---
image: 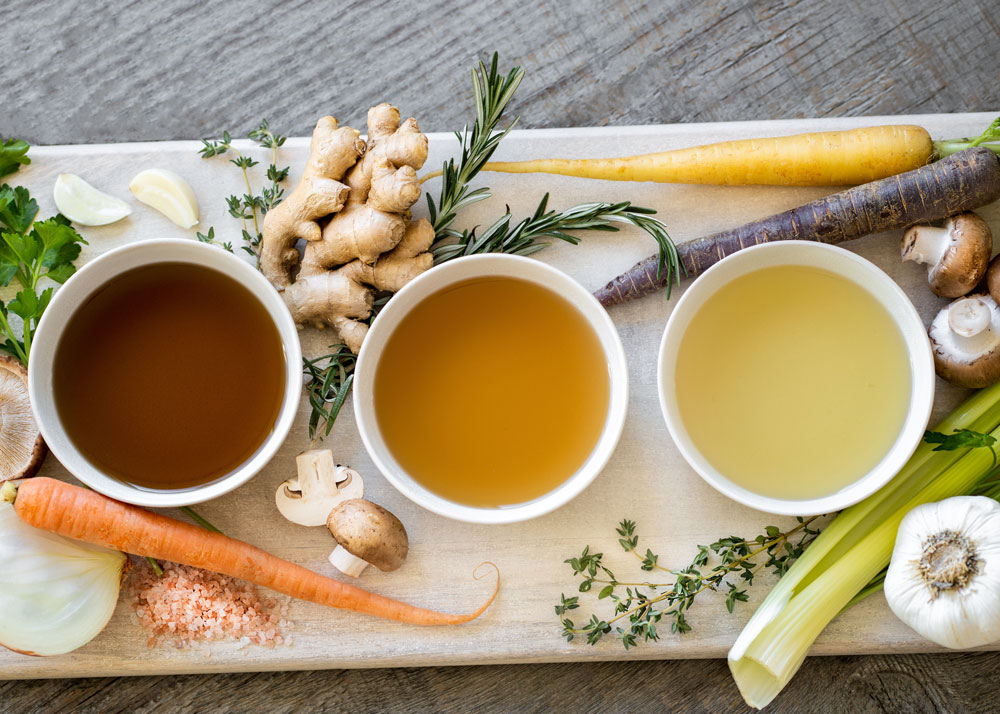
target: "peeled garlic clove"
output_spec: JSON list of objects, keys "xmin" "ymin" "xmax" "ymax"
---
[
  {"xmin": 53, "ymin": 173, "xmax": 132, "ymax": 226},
  {"xmin": 129, "ymin": 168, "xmax": 200, "ymax": 229},
  {"xmin": 0, "ymin": 501, "xmax": 126, "ymax": 656}
]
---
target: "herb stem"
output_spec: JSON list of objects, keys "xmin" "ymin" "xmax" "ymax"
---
[{"xmin": 181, "ymin": 506, "xmax": 222, "ymax": 533}]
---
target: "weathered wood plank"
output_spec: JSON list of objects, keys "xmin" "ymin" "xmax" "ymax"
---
[
  {"xmin": 2, "ymin": 0, "xmax": 999, "ymax": 712},
  {"xmin": 2, "ymin": 0, "xmax": 997, "ymax": 144}
]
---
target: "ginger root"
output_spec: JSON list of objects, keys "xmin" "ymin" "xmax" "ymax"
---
[{"xmin": 261, "ymin": 105, "xmax": 433, "ymax": 353}]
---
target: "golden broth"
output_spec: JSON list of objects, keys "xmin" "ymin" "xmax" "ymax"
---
[
  {"xmin": 373, "ymin": 276, "xmax": 610, "ymax": 508},
  {"xmin": 53, "ymin": 263, "xmax": 285, "ymax": 491},
  {"xmin": 674, "ymin": 265, "xmax": 910, "ymax": 501}
]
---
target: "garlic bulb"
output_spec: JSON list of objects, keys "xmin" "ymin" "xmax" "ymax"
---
[
  {"xmin": 885, "ymin": 496, "xmax": 1000, "ymax": 649},
  {"xmin": 0, "ymin": 500, "xmax": 126, "ymax": 656}
]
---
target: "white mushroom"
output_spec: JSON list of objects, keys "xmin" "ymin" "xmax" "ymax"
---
[
  {"xmin": 929, "ymin": 295, "xmax": 1000, "ymax": 388},
  {"xmin": 901, "ymin": 213, "xmax": 993, "ymax": 298},
  {"xmin": 274, "ymin": 449, "xmax": 364, "ymax": 527},
  {"xmin": 327, "ymin": 499, "xmax": 409, "ymax": 578}
]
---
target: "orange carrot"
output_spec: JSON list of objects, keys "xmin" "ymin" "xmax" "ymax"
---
[{"xmin": 3, "ymin": 478, "xmax": 497, "ymax": 626}]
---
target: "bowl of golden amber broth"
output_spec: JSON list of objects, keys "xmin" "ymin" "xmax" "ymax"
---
[
  {"xmin": 354, "ymin": 254, "xmax": 628, "ymax": 524},
  {"xmin": 28, "ymin": 239, "xmax": 302, "ymax": 508},
  {"xmin": 659, "ymin": 241, "xmax": 935, "ymax": 516}
]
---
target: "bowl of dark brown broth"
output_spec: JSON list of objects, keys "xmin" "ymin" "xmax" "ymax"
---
[
  {"xmin": 28, "ymin": 239, "xmax": 301, "ymax": 507},
  {"xmin": 353, "ymin": 254, "xmax": 628, "ymax": 524}
]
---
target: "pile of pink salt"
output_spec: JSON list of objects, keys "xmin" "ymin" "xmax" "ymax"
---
[{"xmin": 127, "ymin": 560, "xmax": 293, "ymax": 650}]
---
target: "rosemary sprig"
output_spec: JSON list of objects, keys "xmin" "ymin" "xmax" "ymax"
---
[
  {"xmin": 198, "ymin": 120, "xmax": 289, "ymax": 266},
  {"xmin": 426, "ymin": 53, "xmax": 524, "ymax": 242},
  {"xmin": 557, "ymin": 517, "xmax": 821, "ymax": 648},
  {"xmin": 303, "ymin": 344, "xmax": 357, "ymax": 443},
  {"xmin": 431, "ymin": 194, "xmax": 681, "ymax": 292}
]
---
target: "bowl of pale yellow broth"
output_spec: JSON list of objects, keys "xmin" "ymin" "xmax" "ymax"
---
[
  {"xmin": 659, "ymin": 241, "xmax": 935, "ymax": 516},
  {"xmin": 353, "ymin": 254, "xmax": 628, "ymax": 524}
]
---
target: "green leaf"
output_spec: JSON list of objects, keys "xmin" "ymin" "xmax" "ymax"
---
[
  {"xmin": 0, "ymin": 138, "xmax": 30, "ymax": 178},
  {"xmin": 8, "ymin": 288, "xmax": 39, "ymax": 322},
  {"xmin": 924, "ymin": 428, "xmax": 997, "ymax": 452},
  {"xmin": 0, "ymin": 184, "xmax": 39, "ymax": 235}
]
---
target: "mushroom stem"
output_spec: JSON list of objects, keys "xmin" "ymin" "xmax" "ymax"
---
[
  {"xmin": 328, "ymin": 545, "xmax": 370, "ymax": 577},
  {"xmin": 902, "ymin": 224, "xmax": 951, "ymax": 267},
  {"xmin": 949, "ymin": 297, "xmax": 993, "ymax": 339}
]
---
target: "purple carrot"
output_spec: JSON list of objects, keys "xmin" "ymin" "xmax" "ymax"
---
[{"xmin": 595, "ymin": 147, "xmax": 1000, "ymax": 307}]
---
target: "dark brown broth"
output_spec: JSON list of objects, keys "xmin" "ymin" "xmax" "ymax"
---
[{"xmin": 52, "ymin": 262, "xmax": 285, "ymax": 490}]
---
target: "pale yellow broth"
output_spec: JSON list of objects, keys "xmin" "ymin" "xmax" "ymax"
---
[{"xmin": 674, "ymin": 265, "xmax": 911, "ymax": 501}]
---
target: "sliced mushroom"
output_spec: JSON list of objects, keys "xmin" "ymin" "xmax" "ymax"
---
[
  {"xmin": 901, "ymin": 212, "xmax": 993, "ymax": 298},
  {"xmin": 274, "ymin": 449, "xmax": 363, "ymax": 526},
  {"xmin": 0, "ymin": 356, "xmax": 46, "ymax": 481},
  {"xmin": 929, "ymin": 294, "xmax": 1000, "ymax": 388},
  {"xmin": 327, "ymin": 499, "xmax": 408, "ymax": 578}
]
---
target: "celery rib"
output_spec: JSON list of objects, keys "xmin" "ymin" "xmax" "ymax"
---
[{"xmin": 729, "ymin": 381, "xmax": 1000, "ymax": 709}]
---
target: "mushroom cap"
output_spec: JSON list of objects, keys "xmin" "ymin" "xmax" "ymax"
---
[
  {"xmin": 275, "ymin": 449, "xmax": 364, "ymax": 527},
  {"xmin": 902, "ymin": 213, "xmax": 993, "ymax": 298},
  {"xmin": 987, "ymin": 254, "xmax": 1000, "ymax": 305},
  {"xmin": 0, "ymin": 355, "xmax": 46, "ymax": 481},
  {"xmin": 930, "ymin": 294, "xmax": 1000, "ymax": 388},
  {"xmin": 326, "ymin": 499, "xmax": 408, "ymax": 572}
]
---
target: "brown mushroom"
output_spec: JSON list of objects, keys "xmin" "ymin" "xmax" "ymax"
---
[
  {"xmin": 901, "ymin": 212, "xmax": 993, "ymax": 298},
  {"xmin": 0, "ymin": 355, "xmax": 46, "ymax": 481},
  {"xmin": 986, "ymin": 254, "xmax": 1000, "ymax": 305},
  {"xmin": 326, "ymin": 499, "xmax": 408, "ymax": 577},
  {"xmin": 929, "ymin": 294, "xmax": 1000, "ymax": 388}
]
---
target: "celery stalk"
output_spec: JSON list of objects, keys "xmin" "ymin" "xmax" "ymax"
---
[{"xmin": 729, "ymin": 382, "xmax": 1000, "ymax": 709}]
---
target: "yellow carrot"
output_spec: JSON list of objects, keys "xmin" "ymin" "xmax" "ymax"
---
[{"xmin": 482, "ymin": 125, "xmax": 933, "ymax": 186}]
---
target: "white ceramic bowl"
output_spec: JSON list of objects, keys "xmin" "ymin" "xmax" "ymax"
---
[
  {"xmin": 658, "ymin": 241, "xmax": 935, "ymax": 516},
  {"xmin": 354, "ymin": 254, "xmax": 628, "ymax": 524},
  {"xmin": 29, "ymin": 239, "xmax": 302, "ymax": 508}
]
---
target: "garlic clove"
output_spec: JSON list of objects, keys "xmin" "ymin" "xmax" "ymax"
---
[
  {"xmin": 129, "ymin": 168, "xmax": 200, "ymax": 229},
  {"xmin": 53, "ymin": 173, "xmax": 132, "ymax": 226}
]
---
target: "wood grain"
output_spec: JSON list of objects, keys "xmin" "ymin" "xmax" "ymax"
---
[{"xmin": 2, "ymin": 0, "xmax": 999, "ymax": 712}]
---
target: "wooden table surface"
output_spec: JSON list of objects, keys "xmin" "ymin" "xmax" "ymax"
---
[{"xmin": 2, "ymin": 0, "xmax": 998, "ymax": 712}]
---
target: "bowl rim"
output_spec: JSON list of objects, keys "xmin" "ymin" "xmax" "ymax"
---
[
  {"xmin": 27, "ymin": 238, "xmax": 302, "ymax": 508},
  {"xmin": 353, "ymin": 253, "xmax": 629, "ymax": 524},
  {"xmin": 657, "ymin": 240, "xmax": 936, "ymax": 516}
]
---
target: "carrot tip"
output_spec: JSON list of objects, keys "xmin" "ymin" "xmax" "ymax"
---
[{"xmin": 473, "ymin": 561, "xmax": 499, "ymax": 580}]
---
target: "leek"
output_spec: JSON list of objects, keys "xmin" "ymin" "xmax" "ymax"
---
[{"xmin": 729, "ymin": 381, "xmax": 1000, "ymax": 709}]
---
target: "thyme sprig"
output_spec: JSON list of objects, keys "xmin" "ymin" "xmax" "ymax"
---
[
  {"xmin": 198, "ymin": 120, "xmax": 289, "ymax": 265},
  {"xmin": 557, "ymin": 517, "xmax": 821, "ymax": 648}
]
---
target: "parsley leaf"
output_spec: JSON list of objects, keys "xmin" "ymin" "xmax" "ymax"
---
[
  {"xmin": 0, "ymin": 185, "xmax": 86, "ymax": 365},
  {"xmin": 0, "ymin": 138, "xmax": 30, "ymax": 179},
  {"xmin": 924, "ymin": 428, "xmax": 997, "ymax": 451},
  {"xmin": 925, "ymin": 428, "xmax": 997, "ymax": 468},
  {"xmin": 0, "ymin": 184, "xmax": 39, "ymax": 236}
]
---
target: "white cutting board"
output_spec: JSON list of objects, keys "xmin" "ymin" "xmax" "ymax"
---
[{"xmin": 3, "ymin": 112, "xmax": 999, "ymax": 679}]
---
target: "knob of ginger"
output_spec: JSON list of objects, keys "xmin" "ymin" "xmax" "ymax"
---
[{"xmin": 260, "ymin": 105, "xmax": 433, "ymax": 353}]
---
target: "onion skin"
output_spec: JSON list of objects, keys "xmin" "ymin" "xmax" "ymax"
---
[{"xmin": 0, "ymin": 500, "xmax": 126, "ymax": 656}]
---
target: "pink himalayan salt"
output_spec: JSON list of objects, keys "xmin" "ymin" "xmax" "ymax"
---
[{"xmin": 127, "ymin": 560, "xmax": 293, "ymax": 650}]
